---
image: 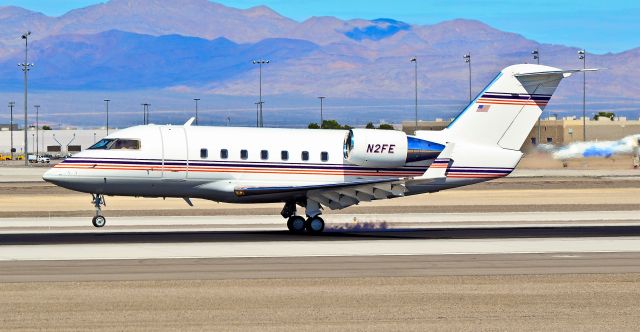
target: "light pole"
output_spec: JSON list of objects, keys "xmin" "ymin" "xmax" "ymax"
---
[
  {"xmin": 104, "ymin": 99, "xmax": 110, "ymax": 135},
  {"xmin": 193, "ymin": 98, "xmax": 200, "ymax": 125},
  {"xmin": 142, "ymin": 103, "xmax": 150, "ymax": 125},
  {"xmin": 318, "ymin": 96, "xmax": 325, "ymax": 127},
  {"xmin": 463, "ymin": 53, "xmax": 472, "ymax": 103},
  {"xmin": 532, "ymin": 49, "xmax": 540, "ymax": 144},
  {"xmin": 252, "ymin": 59, "xmax": 269, "ymax": 127},
  {"xmin": 9, "ymin": 102, "xmax": 15, "ymax": 160},
  {"xmin": 34, "ymin": 105, "xmax": 39, "ymax": 157},
  {"xmin": 20, "ymin": 31, "xmax": 33, "ymax": 166},
  {"xmin": 578, "ymin": 49, "xmax": 586, "ymax": 141},
  {"xmin": 254, "ymin": 101, "xmax": 262, "ymax": 128},
  {"xmin": 410, "ymin": 57, "xmax": 418, "ymax": 132}
]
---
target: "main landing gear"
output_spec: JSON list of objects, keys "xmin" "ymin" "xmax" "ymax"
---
[
  {"xmin": 282, "ymin": 200, "xmax": 325, "ymax": 234},
  {"xmin": 91, "ymin": 194, "xmax": 106, "ymax": 228}
]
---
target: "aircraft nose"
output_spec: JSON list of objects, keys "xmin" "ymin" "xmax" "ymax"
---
[{"xmin": 42, "ymin": 168, "xmax": 58, "ymax": 183}]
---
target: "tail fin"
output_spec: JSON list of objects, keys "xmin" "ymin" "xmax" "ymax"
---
[{"xmin": 445, "ymin": 64, "xmax": 574, "ymax": 150}]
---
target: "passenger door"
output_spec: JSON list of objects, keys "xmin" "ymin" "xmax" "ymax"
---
[{"xmin": 161, "ymin": 126, "xmax": 188, "ymax": 180}]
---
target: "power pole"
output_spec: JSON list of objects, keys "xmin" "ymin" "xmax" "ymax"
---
[
  {"xmin": 142, "ymin": 103, "xmax": 150, "ymax": 125},
  {"xmin": 252, "ymin": 59, "xmax": 269, "ymax": 127},
  {"xmin": 9, "ymin": 102, "xmax": 15, "ymax": 160},
  {"xmin": 318, "ymin": 96, "xmax": 325, "ymax": 127},
  {"xmin": 463, "ymin": 53, "xmax": 472, "ymax": 103},
  {"xmin": 410, "ymin": 57, "xmax": 418, "ymax": 133},
  {"xmin": 20, "ymin": 31, "xmax": 32, "ymax": 165},
  {"xmin": 104, "ymin": 99, "xmax": 110, "ymax": 135},
  {"xmin": 532, "ymin": 49, "xmax": 541, "ymax": 145},
  {"xmin": 193, "ymin": 98, "xmax": 200, "ymax": 125},
  {"xmin": 254, "ymin": 101, "xmax": 263, "ymax": 128},
  {"xmin": 578, "ymin": 50, "xmax": 586, "ymax": 141},
  {"xmin": 34, "ymin": 105, "xmax": 40, "ymax": 157}
]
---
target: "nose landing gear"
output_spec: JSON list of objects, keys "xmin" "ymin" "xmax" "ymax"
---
[{"xmin": 91, "ymin": 194, "xmax": 106, "ymax": 228}]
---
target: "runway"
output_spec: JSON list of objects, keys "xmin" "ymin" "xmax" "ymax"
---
[
  {"xmin": 1, "ymin": 211, "xmax": 640, "ymax": 267},
  {"xmin": 2, "ymin": 184, "xmax": 640, "ymax": 329}
]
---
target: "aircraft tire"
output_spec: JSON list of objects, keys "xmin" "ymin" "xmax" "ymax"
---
[
  {"xmin": 92, "ymin": 215, "xmax": 106, "ymax": 228},
  {"xmin": 305, "ymin": 216, "xmax": 325, "ymax": 234},
  {"xmin": 287, "ymin": 216, "xmax": 306, "ymax": 233}
]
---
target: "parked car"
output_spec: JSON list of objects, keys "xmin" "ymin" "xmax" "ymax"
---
[{"xmin": 28, "ymin": 155, "xmax": 50, "ymax": 163}]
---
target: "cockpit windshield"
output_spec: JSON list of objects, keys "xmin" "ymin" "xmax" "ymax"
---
[
  {"xmin": 89, "ymin": 139, "xmax": 115, "ymax": 150},
  {"xmin": 88, "ymin": 138, "xmax": 140, "ymax": 150}
]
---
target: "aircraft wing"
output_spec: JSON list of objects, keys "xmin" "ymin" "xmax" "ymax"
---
[
  {"xmin": 234, "ymin": 143, "xmax": 455, "ymax": 211},
  {"xmin": 235, "ymin": 178, "xmax": 407, "ymax": 209}
]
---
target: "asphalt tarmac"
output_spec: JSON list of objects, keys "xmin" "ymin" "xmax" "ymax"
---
[
  {"xmin": 2, "ymin": 172, "xmax": 639, "ymax": 330},
  {"xmin": 1, "ymin": 252, "xmax": 639, "ymax": 283}
]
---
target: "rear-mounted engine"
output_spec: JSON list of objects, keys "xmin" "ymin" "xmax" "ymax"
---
[{"xmin": 343, "ymin": 129, "xmax": 444, "ymax": 167}]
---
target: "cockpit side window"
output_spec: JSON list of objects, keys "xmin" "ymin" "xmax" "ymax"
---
[
  {"xmin": 88, "ymin": 139, "xmax": 115, "ymax": 150},
  {"xmin": 110, "ymin": 139, "xmax": 141, "ymax": 150},
  {"xmin": 88, "ymin": 138, "xmax": 140, "ymax": 150}
]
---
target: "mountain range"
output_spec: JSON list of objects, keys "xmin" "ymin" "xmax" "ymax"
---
[{"xmin": 0, "ymin": 0, "xmax": 638, "ymax": 126}]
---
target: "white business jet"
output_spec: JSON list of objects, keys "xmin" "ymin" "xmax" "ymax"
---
[{"xmin": 43, "ymin": 64, "xmax": 589, "ymax": 233}]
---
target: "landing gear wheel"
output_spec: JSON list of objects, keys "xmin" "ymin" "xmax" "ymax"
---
[
  {"xmin": 305, "ymin": 216, "xmax": 325, "ymax": 234},
  {"xmin": 92, "ymin": 215, "xmax": 106, "ymax": 228},
  {"xmin": 287, "ymin": 216, "xmax": 306, "ymax": 233}
]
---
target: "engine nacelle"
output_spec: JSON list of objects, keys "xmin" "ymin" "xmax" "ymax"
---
[{"xmin": 343, "ymin": 129, "xmax": 444, "ymax": 168}]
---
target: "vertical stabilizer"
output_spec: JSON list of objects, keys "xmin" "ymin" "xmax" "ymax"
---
[{"xmin": 445, "ymin": 64, "xmax": 569, "ymax": 150}]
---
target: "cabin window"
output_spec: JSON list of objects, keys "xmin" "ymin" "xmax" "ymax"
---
[
  {"xmin": 261, "ymin": 150, "xmax": 269, "ymax": 160},
  {"xmin": 301, "ymin": 151, "xmax": 309, "ymax": 161},
  {"xmin": 321, "ymin": 151, "xmax": 329, "ymax": 162},
  {"xmin": 89, "ymin": 138, "xmax": 140, "ymax": 150},
  {"xmin": 200, "ymin": 148, "xmax": 208, "ymax": 159},
  {"xmin": 241, "ymin": 149, "xmax": 248, "ymax": 160},
  {"xmin": 281, "ymin": 150, "xmax": 289, "ymax": 161},
  {"xmin": 220, "ymin": 149, "xmax": 228, "ymax": 159}
]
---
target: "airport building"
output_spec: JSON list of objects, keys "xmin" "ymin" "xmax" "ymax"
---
[
  {"xmin": 0, "ymin": 124, "xmax": 19, "ymax": 131},
  {"xmin": 0, "ymin": 128, "xmax": 108, "ymax": 156},
  {"xmin": 402, "ymin": 116, "xmax": 640, "ymax": 151}
]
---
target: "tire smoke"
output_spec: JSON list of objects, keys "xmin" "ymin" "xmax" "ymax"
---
[{"xmin": 326, "ymin": 217, "xmax": 389, "ymax": 232}]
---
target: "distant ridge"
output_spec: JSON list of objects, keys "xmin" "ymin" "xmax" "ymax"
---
[{"xmin": 0, "ymin": 0, "xmax": 637, "ymax": 108}]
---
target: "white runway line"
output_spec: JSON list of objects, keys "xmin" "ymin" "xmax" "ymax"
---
[
  {"xmin": 1, "ymin": 237, "xmax": 640, "ymax": 261},
  {"xmin": 2, "ymin": 211, "xmax": 640, "ymax": 261},
  {"xmin": 2, "ymin": 210, "xmax": 640, "ymax": 228}
]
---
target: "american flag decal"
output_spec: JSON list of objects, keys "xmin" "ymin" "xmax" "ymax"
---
[{"xmin": 476, "ymin": 104, "xmax": 490, "ymax": 112}]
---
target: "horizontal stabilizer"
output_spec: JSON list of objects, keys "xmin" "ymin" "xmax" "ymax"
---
[
  {"xmin": 414, "ymin": 142, "xmax": 455, "ymax": 182},
  {"xmin": 515, "ymin": 68, "xmax": 600, "ymax": 78}
]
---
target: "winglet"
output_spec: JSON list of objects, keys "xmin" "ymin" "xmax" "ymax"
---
[
  {"xmin": 184, "ymin": 117, "xmax": 196, "ymax": 127},
  {"xmin": 416, "ymin": 142, "xmax": 455, "ymax": 180}
]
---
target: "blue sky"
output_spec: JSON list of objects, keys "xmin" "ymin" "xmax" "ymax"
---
[{"xmin": 1, "ymin": 0, "xmax": 638, "ymax": 53}]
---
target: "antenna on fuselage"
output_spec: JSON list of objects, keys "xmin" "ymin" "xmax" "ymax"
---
[{"xmin": 184, "ymin": 117, "xmax": 195, "ymax": 127}]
